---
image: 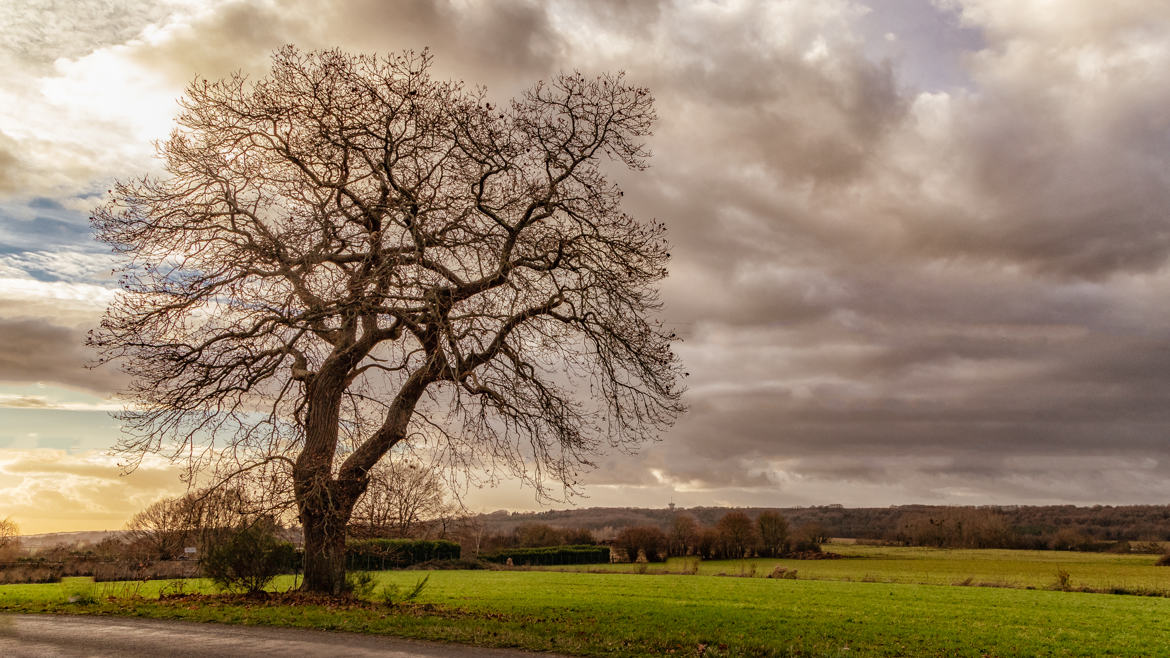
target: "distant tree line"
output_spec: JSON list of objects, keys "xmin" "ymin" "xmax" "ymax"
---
[
  {"xmin": 778, "ymin": 505, "xmax": 1170, "ymax": 551},
  {"xmin": 472, "ymin": 504, "xmax": 1170, "ymax": 553},
  {"xmin": 10, "ymin": 498, "xmax": 1170, "ymax": 587},
  {"xmin": 612, "ymin": 511, "xmax": 826, "ymax": 562},
  {"xmin": 458, "ymin": 511, "xmax": 824, "ymax": 563},
  {"xmin": 463, "ymin": 523, "xmax": 600, "ymax": 557}
]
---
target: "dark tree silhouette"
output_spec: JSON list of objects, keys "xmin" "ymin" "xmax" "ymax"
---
[
  {"xmin": 668, "ymin": 512, "xmax": 699, "ymax": 557},
  {"xmin": 90, "ymin": 47, "xmax": 684, "ymax": 593},
  {"xmin": 615, "ymin": 525, "xmax": 668, "ymax": 562},
  {"xmin": 715, "ymin": 511, "xmax": 757, "ymax": 559},
  {"xmin": 756, "ymin": 511, "xmax": 789, "ymax": 558}
]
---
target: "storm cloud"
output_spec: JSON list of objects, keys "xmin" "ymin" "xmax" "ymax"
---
[{"xmin": 4, "ymin": 0, "xmax": 1170, "ymax": 520}]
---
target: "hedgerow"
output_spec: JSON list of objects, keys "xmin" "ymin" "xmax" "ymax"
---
[
  {"xmin": 481, "ymin": 545, "xmax": 611, "ymax": 566},
  {"xmin": 346, "ymin": 539, "xmax": 461, "ymax": 570}
]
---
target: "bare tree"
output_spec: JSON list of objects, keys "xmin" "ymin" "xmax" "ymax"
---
[
  {"xmin": 90, "ymin": 47, "xmax": 683, "ymax": 594},
  {"xmin": 449, "ymin": 513, "xmax": 488, "ymax": 558},
  {"xmin": 125, "ymin": 497, "xmax": 197, "ymax": 560},
  {"xmin": 715, "ymin": 511, "xmax": 757, "ymax": 559},
  {"xmin": 350, "ymin": 457, "xmax": 452, "ymax": 539},
  {"xmin": 756, "ymin": 511, "xmax": 789, "ymax": 558},
  {"xmin": 668, "ymin": 513, "xmax": 699, "ymax": 557},
  {"xmin": 0, "ymin": 517, "xmax": 19, "ymax": 561}
]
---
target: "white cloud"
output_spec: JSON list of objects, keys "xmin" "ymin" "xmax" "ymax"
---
[
  {"xmin": 0, "ymin": 251, "xmax": 119, "ymax": 283},
  {"xmin": 0, "ymin": 277, "xmax": 115, "ymax": 327},
  {"xmin": 0, "ymin": 394, "xmax": 123, "ymax": 411}
]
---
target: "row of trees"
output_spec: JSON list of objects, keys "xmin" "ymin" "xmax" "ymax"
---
[
  {"xmin": 616, "ymin": 511, "xmax": 825, "ymax": 562},
  {"xmin": 758, "ymin": 505, "xmax": 1170, "ymax": 547},
  {"xmin": 480, "ymin": 504, "xmax": 1170, "ymax": 553},
  {"xmin": 890, "ymin": 509, "xmax": 1158, "ymax": 551},
  {"xmin": 466, "ymin": 523, "xmax": 597, "ymax": 556}
]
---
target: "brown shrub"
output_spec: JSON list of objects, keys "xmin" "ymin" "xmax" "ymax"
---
[{"xmin": 767, "ymin": 566, "xmax": 797, "ymax": 579}]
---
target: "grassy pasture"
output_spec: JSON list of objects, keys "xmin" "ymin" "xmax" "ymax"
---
[
  {"xmin": 3, "ymin": 562, "xmax": 1170, "ymax": 656},
  {"xmin": 550, "ymin": 543, "xmax": 1170, "ymax": 592}
]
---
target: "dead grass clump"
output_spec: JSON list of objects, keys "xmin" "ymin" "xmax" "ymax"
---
[{"xmin": 767, "ymin": 566, "xmax": 797, "ymax": 579}]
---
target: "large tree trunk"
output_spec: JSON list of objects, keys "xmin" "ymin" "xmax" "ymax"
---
[
  {"xmin": 295, "ymin": 368, "xmax": 362, "ymax": 595},
  {"xmin": 296, "ymin": 457, "xmax": 367, "ymax": 594},
  {"xmin": 300, "ymin": 498, "xmax": 351, "ymax": 595},
  {"xmin": 294, "ymin": 352, "xmax": 431, "ymax": 594}
]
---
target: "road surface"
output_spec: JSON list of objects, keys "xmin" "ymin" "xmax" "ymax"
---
[{"xmin": 0, "ymin": 614, "xmax": 565, "ymax": 657}]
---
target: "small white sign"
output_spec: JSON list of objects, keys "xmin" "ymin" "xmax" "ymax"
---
[{"xmin": 184, "ymin": 546, "xmax": 197, "ymax": 554}]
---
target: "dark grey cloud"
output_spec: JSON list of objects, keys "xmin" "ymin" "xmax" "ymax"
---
[
  {"xmin": 338, "ymin": 0, "xmax": 562, "ymax": 81},
  {"xmin": 128, "ymin": 0, "xmax": 1170, "ymax": 504},
  {"xmin": 0, "ymin": 132, "xmax": 22, "ymax": 195},
  {"xmin": 0, "ymin": 318, "xmax": 125, "ymax": 394},
  {"xmin": 627, "ymin": 3, "xmax": 1170, "ymax": 504},
  {"xmin": 124, "ymin": 0, "xmax": 561, "ymax": 96},
  {"xmin": 8, "ymin": 0, "xmax": 1170, "ymax": 508}
]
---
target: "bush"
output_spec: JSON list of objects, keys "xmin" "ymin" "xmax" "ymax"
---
[
  {"xmin": 380, "ymin": 574, "xmax": 429, "ymax": 607},
  {"xmin": 1155, "ymin": 553, "xmax": 1170, "ymax": 566},
  {"xmin": 346, "ymin": 539, "xmax": 460, "ymax": 570},
  {"xmin": 345, "ymin": 570, "xmax": 377, "ymax": 598},
  {"xmin": 1053, "ymin": 568, "xmax": 1072, "ymax": 591},
  {"xmin": 481, "ymin": 545, "xmax": 610, "ymax": 566},
  {"xmin": 201, "ymin": 522, "xmax": 298, "ymax": 594},
  {"xmin": 789, "ymin": 539, "xmax": 823, "ymax": 554}
]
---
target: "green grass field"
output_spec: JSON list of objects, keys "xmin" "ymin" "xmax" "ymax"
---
[
  {"xmin": 3, "ymin": 545, "xmax": 1170, "ymax": 656},
  {"xmin": 550, "ymin": 543, "xmax": 1170, "ymax": 592}
]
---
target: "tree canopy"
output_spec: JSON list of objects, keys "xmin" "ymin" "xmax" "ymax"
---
[{"xmin": 90, "ymin": 47, "xmax": 683, "ymax": 592}]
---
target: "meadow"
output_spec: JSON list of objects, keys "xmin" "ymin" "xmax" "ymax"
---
[
  {"xmin": 552, "ymin": 543, "xmax": 1170, "ymax": 593},
  {"xmin": 2, "ymin": 544, "xmax": 1170, "ymax": 656}
]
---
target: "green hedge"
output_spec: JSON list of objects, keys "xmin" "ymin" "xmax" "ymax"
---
[
  {"xmin": 346, "ymin": 539, "xmax": 461, "ymax": 570},
  {"xmin": 481, "ymin": 545, "xmax": 611, "ymax": 566}
]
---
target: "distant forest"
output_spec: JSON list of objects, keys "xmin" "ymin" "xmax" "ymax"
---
[{"xmin": 473, "ymin": 504, "xmax": 1170, "ymax": 552}]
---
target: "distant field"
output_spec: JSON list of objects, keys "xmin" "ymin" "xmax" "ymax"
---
[
  {"xmin": 547, "ymin": 542, "xmax": 1170, "ymax": 592},
  {"xmin": 4, "ymin": 563, "xmax": 1170, "ymax": 655}
]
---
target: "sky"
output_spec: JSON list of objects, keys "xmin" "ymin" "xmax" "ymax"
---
[{"xmin": 4, "ymin": 0, "xmax": 1170, "ymax": 534}]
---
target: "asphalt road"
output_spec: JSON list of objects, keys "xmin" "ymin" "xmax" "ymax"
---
[{"xmin": 0, "ymin": 614, "xmax": 564, "ymax": 657}]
